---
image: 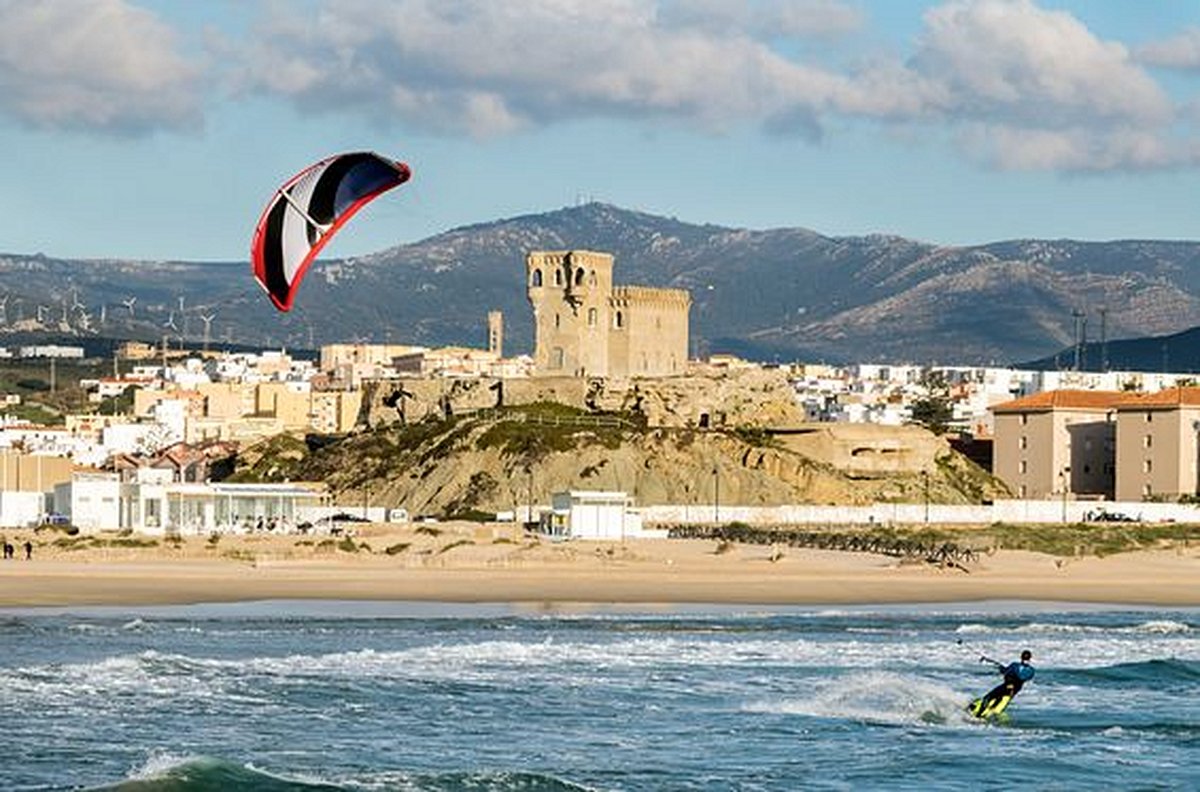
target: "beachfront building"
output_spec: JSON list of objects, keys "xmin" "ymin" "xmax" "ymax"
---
[
  {"xmin": 53, "ymin": 469, "xmax": 331, "ymax": 534},
  {"xmin": 540, "ymin": 491, "xmax": 650, "ymax": 540},
  {"xmin": 0, "ymin": 451, "xmax": 74, "ymax": 527},
  {"xmin": 991, "ymin": 390, "xmax": 1123, "ymax": 500}
]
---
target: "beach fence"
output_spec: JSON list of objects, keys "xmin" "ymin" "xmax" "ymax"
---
[
  {"xmin": 641, "ymin": 499, "xmax": 1200, "ymax": 526},
  {"xmin": 665, "ymin": 522, "xmax": 980, "ymax": 567}
]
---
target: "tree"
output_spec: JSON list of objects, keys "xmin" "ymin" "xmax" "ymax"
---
[{"xmin": 910, "ymin": 371, "xmax": 953, "ymax": 434}]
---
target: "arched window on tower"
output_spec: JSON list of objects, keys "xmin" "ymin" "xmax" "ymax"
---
[
  {"xmin": 554, "ymin": 313, "xmax": 561, "ymax": 329},
  {"xmin": 588, "ymin": 270, "xmax": 597, "ymax": 286},
  {"xmin": 587, "ymin": 307, "xmax": 597, "ymax": 326},
  {"xmin": 575, "ymin": 268, "xmax": 585, "ymax": 286},
  {"xmin": 554, "ymin": 268, "xmax": 563, "ymax": 286},
  {"xmin": 531, "ymin": 269, "xmax": 542, "ymax": 287},
  {"xmin": 613, "ymin": 311, "xmax": 624, "ymax": 329}
]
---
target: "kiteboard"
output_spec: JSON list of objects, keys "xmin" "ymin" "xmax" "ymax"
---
[{"xmin": 967, "ymin": 692, "xmax": 1012, "ymax": 719}]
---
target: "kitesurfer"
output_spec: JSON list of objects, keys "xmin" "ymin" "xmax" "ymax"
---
[{"xmin": 975, "ymin": 649, "xmax": 1034, "ymax": 715}]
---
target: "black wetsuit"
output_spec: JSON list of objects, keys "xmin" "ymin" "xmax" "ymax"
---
[{"xmin": 979, "ymin": 660, "xmax": 1035, "ymax": 711}]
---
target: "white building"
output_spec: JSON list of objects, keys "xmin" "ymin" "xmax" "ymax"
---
[
  {"xmin": 19, "ymin": 345, "xmax": 84, "ymax": 359},
  {"xmin": 542, "ymin": 491, "xmax": 650, "ymax": 540},
  {"xmin": 54, "ymin": 470, "xmax": 330, "ymax": 534}
]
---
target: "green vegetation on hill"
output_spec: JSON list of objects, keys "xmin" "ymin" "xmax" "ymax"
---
[{"xmin": 475, "ymin": 402, "xmax": 633, "ymax": 459}]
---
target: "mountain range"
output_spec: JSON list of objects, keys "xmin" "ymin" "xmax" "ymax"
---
[{"xmin": 2, "ymin": 202, "xmax": 1198, "ymax": 367}]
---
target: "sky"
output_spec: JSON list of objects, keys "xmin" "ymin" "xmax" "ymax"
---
[{"xmin": 1, "ymin": 0, "xmax": 1199, "ymax": 261}]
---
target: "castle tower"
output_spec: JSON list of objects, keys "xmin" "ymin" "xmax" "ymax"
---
[{"xmin": 526, "ymin": 250, "xmax": 614, "ymax": 376}]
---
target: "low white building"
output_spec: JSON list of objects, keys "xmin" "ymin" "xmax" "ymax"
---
[
  {"xmin": 55, "ymin": 472, "xmax": 121, "ymax": 531},
  {"xmin": 0, "ymin": 490, "xmax": 47, "ymax": 528},
  {"xmin": 53, "ymin": 470, "xmax": 331, "ymax": 534},
  {"xmin": 542, "ymin": 490, "xmax": 651, "ymax": 540}
]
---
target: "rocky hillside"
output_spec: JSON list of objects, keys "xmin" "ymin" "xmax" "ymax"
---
[
  {"xmin": 4, "ymin": 203, "xmax": 1197, "ymax": 364},
  {"xmin": 228, "ymin": 404, "xmax": 1009, "ymax": 517}
]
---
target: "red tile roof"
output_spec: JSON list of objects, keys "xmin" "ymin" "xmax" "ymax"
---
[
  {"xmin": 991, "ymin": 389, "xmax": 1129, "ymax": 412},
  {"xmin": 1116, "ymin": 386, "xmax": 1200, "ymax": 409}
]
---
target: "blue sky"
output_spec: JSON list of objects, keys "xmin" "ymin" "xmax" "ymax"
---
[{"xmin": 1, "ymin": 0, "xmax": 1198, "ymax": 261}]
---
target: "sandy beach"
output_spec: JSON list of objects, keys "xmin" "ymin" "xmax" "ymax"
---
[{"xmin": 0, "ymin": 522, "xmax": 1197, "ymax": 608}]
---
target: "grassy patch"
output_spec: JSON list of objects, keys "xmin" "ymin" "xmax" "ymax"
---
[
  {"xmin": 226, "ymin": 433, "xmax": 311, "ymax": 483},
  {"xmin": 35, "ymin": 523, "xmax": 79, "ymax": 537},
  {"xmin": 475, "ymin": 403, "xmax": 629, "ymax": 459},
  {"xmin": 437, "ymin": 538, "xmax": 473, "ymax": 555},
  {"xmin": 983, "ymin": 521, "xmax": 1200, "ymax": 557}
]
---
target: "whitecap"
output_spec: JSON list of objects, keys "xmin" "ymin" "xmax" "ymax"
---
[
  {"xmin": 746, "ymin": 671, "xmax": 978, "ymax": 728},
  {"xmin": 1132, "ymin": 620, "xmax": 1191, "ymax": 635},
  {"xmin": 128, "ymin": 750, "xmax": 202, "ymax": 780}
]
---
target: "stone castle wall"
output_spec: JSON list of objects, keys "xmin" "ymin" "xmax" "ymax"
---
[{"xmin": 360, "ymin": 367, "xmax": 804, "ymax": 430}]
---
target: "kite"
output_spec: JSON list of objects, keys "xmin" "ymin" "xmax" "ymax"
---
[{"xmin": 251, "ymin": 151, "xmax": 412, "ymax": 311}]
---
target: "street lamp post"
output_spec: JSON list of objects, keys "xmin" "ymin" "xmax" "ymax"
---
[
  {"xmin": 1060, "ymin": 465, "xmax": 1072, "ymax": 523},
  {"xmin": 713, "ymin": 465, "xmax": 720, "ymax": 524},
  {"xmin": 922, "ymin": 470, "xmax": 930, "ymax": 524},
  {"xmin": 526, "ymin": 466, "xmax": 534, "ymax": 528}
]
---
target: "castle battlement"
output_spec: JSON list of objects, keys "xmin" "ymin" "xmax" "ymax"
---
[{"xmin": 610, "ymin": 286, "xmax": 693, "ymax": 308}]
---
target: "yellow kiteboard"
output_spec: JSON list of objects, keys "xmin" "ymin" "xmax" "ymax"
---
[{"xmin": 968, "ymin": 692, "xmax": 1012, "ymax": 719}]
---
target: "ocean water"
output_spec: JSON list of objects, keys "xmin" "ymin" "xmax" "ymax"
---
[{"xmin": 0, "ymin": 601, "xmax": 1197, "ymax": 791}]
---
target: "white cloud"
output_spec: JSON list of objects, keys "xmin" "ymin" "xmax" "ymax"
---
[
  {"xmin": 909, "ymin": 0, "xmax": 1171, "ymax": 127},
  {"xmin": 0, "ymin": 0, "xmax": 201, "ymax": 133},
  {"xmin": 235, "ymin": 0, "xmax": 1192, "ymax": 172},
  {"xmin": 961, "ymin": 124, "xmax": 1181, "ymax": 172},
  {"xmin": 836, "ymin": 0, "xmax": 1186, "ymax": 172},
  {"xmin": 661, "ymin": 0, "xmax": 865, "ymax": 38},
  {"xmin": 1138, "ymin": 27, "xmax": 1200, "ymax": 70},
  {"xmin": 236, "ymin": 0, "xmax": 850, "ymax": 136}
]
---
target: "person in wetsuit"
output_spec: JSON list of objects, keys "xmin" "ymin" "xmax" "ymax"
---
[{"xmin": 977, "ymin": 649, "xmax": 1035, "ymax": 713}]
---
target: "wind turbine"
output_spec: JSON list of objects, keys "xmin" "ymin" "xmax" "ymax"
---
[
  {"xmin": 199, "ymin": 313, "xmax": 216, "ymax": 353},
  {"xmin": 36, "ymin": 305, "xmax": 48, "ymax": 324},
  {"xmin": 177, "ymin": 295, "xmax": 189, "ymax": 339},
  {"xmin": 0, "ymin": 294, "xmax": 9, "ymax": 325},
  {"xmin": 122, "ymin": 296, "xmax": 137, "ymax": 317},
  {"xmin": 99, "ymin": 304, "xmax": 107, "ymax": 326},
  {"xmin": 163, "ymin": 311, "xmax": 179, "ymax": 332}
]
